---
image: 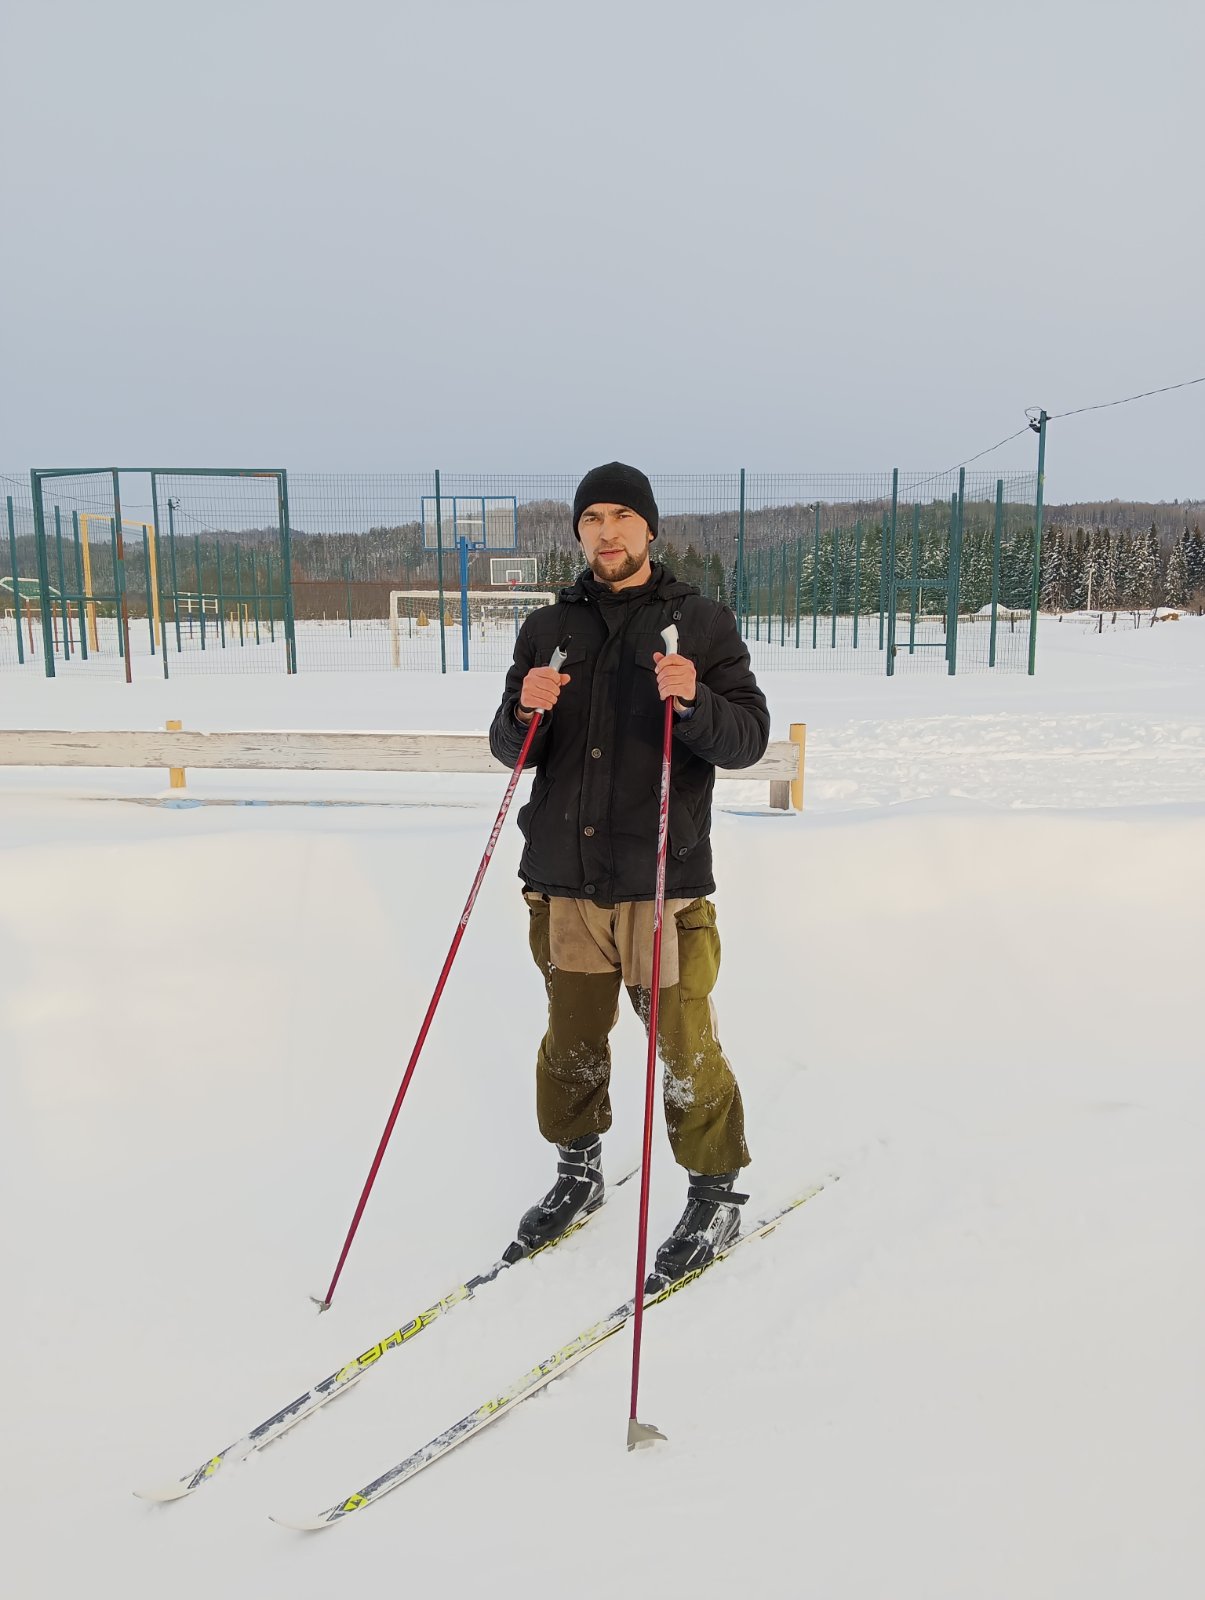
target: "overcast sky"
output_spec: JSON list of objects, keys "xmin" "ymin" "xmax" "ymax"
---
[{"xmin": 2, "ymin": 0, "xmax": 1202, "ymax": 502}]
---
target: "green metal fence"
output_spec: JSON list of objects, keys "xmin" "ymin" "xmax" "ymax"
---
[{"xmin": 1, "ymin": 460, "xmax": 1044, "ymax": 680}]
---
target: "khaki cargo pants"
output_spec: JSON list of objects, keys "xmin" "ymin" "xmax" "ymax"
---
[{"xmin": 525, "ymin": 893, "xmax": 750, "ymax": 1175}]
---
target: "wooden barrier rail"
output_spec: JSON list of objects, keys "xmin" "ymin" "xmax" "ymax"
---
[{"xmin": 0, "ymin": 723, "xmax": 807, "ymax": 809}]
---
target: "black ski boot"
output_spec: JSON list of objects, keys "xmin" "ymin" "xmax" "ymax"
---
[
  {"xmin": 646, "ymin": 1170, "xmax": 749, "ymax": 1291},
  {"xmin": 505, "ymin": 1134, "xmax": 604, "ymax": 1261}
]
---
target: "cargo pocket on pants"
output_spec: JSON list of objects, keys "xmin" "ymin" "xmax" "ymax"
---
[
  {"xmin": 525, "ymin": 890, "xmax": 551, "ymax": 972},
  {"xmin": 673, "ymin": 897, "xmax": 720, "ymax": 1001}
]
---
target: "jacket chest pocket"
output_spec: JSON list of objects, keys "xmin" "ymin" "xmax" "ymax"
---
[
  {"xmin": 546, "ymin": 645, "xmax": 588, "ymax": 711},
  {"xmin": 632, "ymin": 654, "xmax": 663, "ymax": 719},
  {"xmin": 632, "ymin": 645, "xmax": 699, "ymax": 717}
]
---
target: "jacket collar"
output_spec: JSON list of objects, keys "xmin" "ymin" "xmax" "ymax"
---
[{"xmin": 558, "ymin": 562, "xmax": 697, "ymax": 606}]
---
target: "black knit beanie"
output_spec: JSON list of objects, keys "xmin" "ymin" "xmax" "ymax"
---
[{"xmin": 572, "ymin": 462, "xmax": 659, "ymax": 540}]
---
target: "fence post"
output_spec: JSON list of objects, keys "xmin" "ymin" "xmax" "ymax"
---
[
  {"xmin": 794, "ymin": 531, "xmax": 802, "ymax": 647},
  {"xmin": 195, "ymin": 536, "xmax": 206, "ymax": 650},
  {"xmin": 109, "ymin": 519, "xmax": 123, "ymax": 661},
  {"xmin": 150, "ymin": 475, "xmax": 170, "ymax": 677},
  {"xmin": 165, "ymin": 495, "xmax": 182, "ymax": 652},
  {"xmin": 29, "ymin": 472, "xmax": 57, "ymax": 677},
  {"xmin": 53, "ymin": 505, "xmax": 70, "ymax": 660},
  {"xmin": 219, "ymin": 541, "xmax": 229, "ymax": 647},
  {"xmin": 250, "ymin": 556, "xmax": 261, "ymax": 644},
  {"xmin": 278, "ymin": 470, "xmax": 297, "ymax": 674},
  {"xmin": 70, "ymin": 513, "xmax": 87, "ymax": 661},
  {"xmin": 1028, "ymin": 410, "xmax": 1048, "ymax": 675},
  {"xmin": 142, "ymin": 526, "xmax": 155, "ymax": 655},
  {"xmin": 111, "ymin": 469, "xmax": 133, "ymax": 683},
  {"xmin": 830, "ymin": 527, "xmax": 839, "ymax": 649},
  {"xmin": 736, "ymin": 468, "xmax": 746, "ymax": 636},
  {"xmin": 989, "ymin": 477, "xmax": 1004, "ymax": 667},
  {"xmin": 780, "ymin": 540, "xmax": 788, "ymax": 647},
  {"xmin": 145, "ymin": 516, "xmax": 163, "ymax": 660},
  {"xmin": 947, "ymin": 467, "xmax": 965, "ymax": 676},
  {"xmin": 434, "ymin": 469, "xmax": 447, "ymax": 675},
  {"xmin": 811, "ymin": 503, "xmax": 820, "ymax": 649},
  {"xmin": 6, "ymin": 496, "xmax": 24, "ymax": 665},
  {"xmin": 878, "ymin": 510, "xmax": 888, "ymax": 651},
  {"xmin": 885, "ymin": 469, "xmax": 899, "ymax": 676}
]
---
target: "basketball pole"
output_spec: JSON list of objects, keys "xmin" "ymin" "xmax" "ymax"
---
[{"xmin": 458, "ymin": 534, "xmax": 471, "ymax": 671}]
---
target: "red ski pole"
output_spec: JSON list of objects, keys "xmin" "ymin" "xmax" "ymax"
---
[
  {"xmin": 315, "ymin": 647, "xmax": 566, "ymax": 1311},
  {"xmin": 627, "ymin": 623, "xmax": 678, "ymax": 1450}
]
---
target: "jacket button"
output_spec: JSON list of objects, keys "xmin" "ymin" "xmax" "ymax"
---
[
  {"xmin": 591, "ymin": 747, "xmax": 602, "ymax": 759},
  {"xmin": 583, "ymin": 826, "xmax": 595, "ymax": 837},
  {"xmin": 676, "ymin": 846, "xmax": 688, "ymax": 857},
  {"xmin": 584, "ymin": 883, "xmax": 596, "ymax": 895}
]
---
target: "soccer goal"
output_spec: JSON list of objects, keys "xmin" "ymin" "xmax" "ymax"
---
[{"xmin": 388, "ymin": 589, "xmax": 554, "ymax": 669}]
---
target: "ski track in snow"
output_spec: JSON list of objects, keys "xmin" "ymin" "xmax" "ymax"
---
[{"xmin": 1, "ymin": 617, "xmax": 1203, "ymax": 1600}]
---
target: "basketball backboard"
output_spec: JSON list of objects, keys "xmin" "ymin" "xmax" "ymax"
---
[{"xmin": 421, "ymin": 495, "xmax": 518, "ymax": 553}]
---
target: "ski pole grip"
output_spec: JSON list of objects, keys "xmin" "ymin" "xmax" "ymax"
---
[
  {"xmin": 660, "ymin": 624, "xmax": 678, "ymax": 656},
  {"xmin": 528, "ymin": 646, "xmax": 568, "ymax": 727}
]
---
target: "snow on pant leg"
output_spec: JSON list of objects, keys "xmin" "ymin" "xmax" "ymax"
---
[
  {"xmin": 624, "ymin": 898, "xmax": 750, "ymax": 1174},
  {"xmin": 526, "ymin": 893, "xmax": 623, "ymax": 1146}
]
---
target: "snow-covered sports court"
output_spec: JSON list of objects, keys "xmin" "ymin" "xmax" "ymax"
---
[{"xmin": 2, "ymin": 616, "xmax": 1202, "ymax": 1598}]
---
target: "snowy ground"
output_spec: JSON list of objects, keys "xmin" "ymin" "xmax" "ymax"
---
[{"xmin": 2, "ymin": 617, "xmax": 1203, "ymax": 1599}]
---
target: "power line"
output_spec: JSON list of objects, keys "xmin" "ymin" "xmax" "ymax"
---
[
  {"xmin": 899, "ymin": 426, "xmax": 1035, "ymax": 497},
  {"xmin": 904, "ymin": 370, "xmax": 1205, "ymax": 498},
  {"xmin": 1046, "ymin": 374, "xmax": 1205, "ymax": 421}
]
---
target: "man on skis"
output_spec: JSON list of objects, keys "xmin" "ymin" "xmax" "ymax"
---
[{"xmin": 489, "ymin": 462, "xmax": 770, "ymax": 1287}]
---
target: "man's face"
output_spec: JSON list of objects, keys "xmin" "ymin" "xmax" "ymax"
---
[{"xmin": 577, "ymin": 502, "xmax": 653, "ymax": 588}]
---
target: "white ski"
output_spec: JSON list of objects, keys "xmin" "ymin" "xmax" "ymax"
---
[
  {"xmin": 136, "ymin": 1168, "xmax": 637, "ymax": 1504},
  {"xmin": 270, "ymin": 1180, "xmax": 831, "ymax": 1531}
]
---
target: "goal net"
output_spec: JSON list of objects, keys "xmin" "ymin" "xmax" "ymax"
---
[{"xmin": 388, "ymin": 588, "xmax": 554, "ymax": 668}]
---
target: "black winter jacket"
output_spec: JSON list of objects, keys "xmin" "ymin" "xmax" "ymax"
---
[{"xmin": 489, "ymin": 564, "xmax": 769, "ymax": 904}]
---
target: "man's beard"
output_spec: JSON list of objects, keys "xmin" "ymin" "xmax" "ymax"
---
[{"xmin": 588, "ymin": 548, "xmax": 648, "ymax": 585}]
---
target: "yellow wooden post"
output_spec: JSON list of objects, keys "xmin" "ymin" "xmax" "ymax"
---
[
  {"xmin": 166, "ymin": 720, "xmax": 186, "ymax": 789},
  {"xmin": 789, "ymin": 722, "xmax": 806, "ymax": 811},
  {"xmin": 78, "ymin": 513, "xmax": 100, "ymax": 652},
  {"xmin": 145, "ymin": 522, "xmax": 162, "ymax": 638}
]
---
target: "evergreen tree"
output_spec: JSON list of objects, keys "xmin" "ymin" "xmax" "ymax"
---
[
  {"xmin": 1184, "ymin": 523, "xmax": 1205, "ymax": 600},
  {"xmin": 1039, "ymin": 526, "xmax": 1066, "ymax": 611},
  {"xmin": 708, "ymin": 551, "xmax": 728, "ymax": 607},
  {"xmin": 1164, "ymin": 535, "xmax": 1189, "ymax": 608},
  {"xmin": 961, "ymin": 527, "xmax": 992, "ymax": 612},
  {"xmin": 1082, "ymin": 528, "xmax": 1101, "ymax": 610},
  {"xmin": 1066, "ymin": 527, "xmax": 1089, "ymax": 610},
  {"xmin": 542, "ymin": 546, "xmax": 573, "ymax": 588},
  {"xmin": 1096, "ymin": 529, "xmax": 1120, "ymax": 610},
  {"xmin": 1129, "ymin": 525, "xmax": 1159, "ymax": 608},
  {"xmin": 681, "ymin": 542, "xmax": 706, "ymax": 594},
  {"xmin": 1113, "ymin": 531, "xmax": 1135, "ymax": 607},
  {"xmin": 1001, "ymin": 530, "xmax": 1032, "ymax": 610}
]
